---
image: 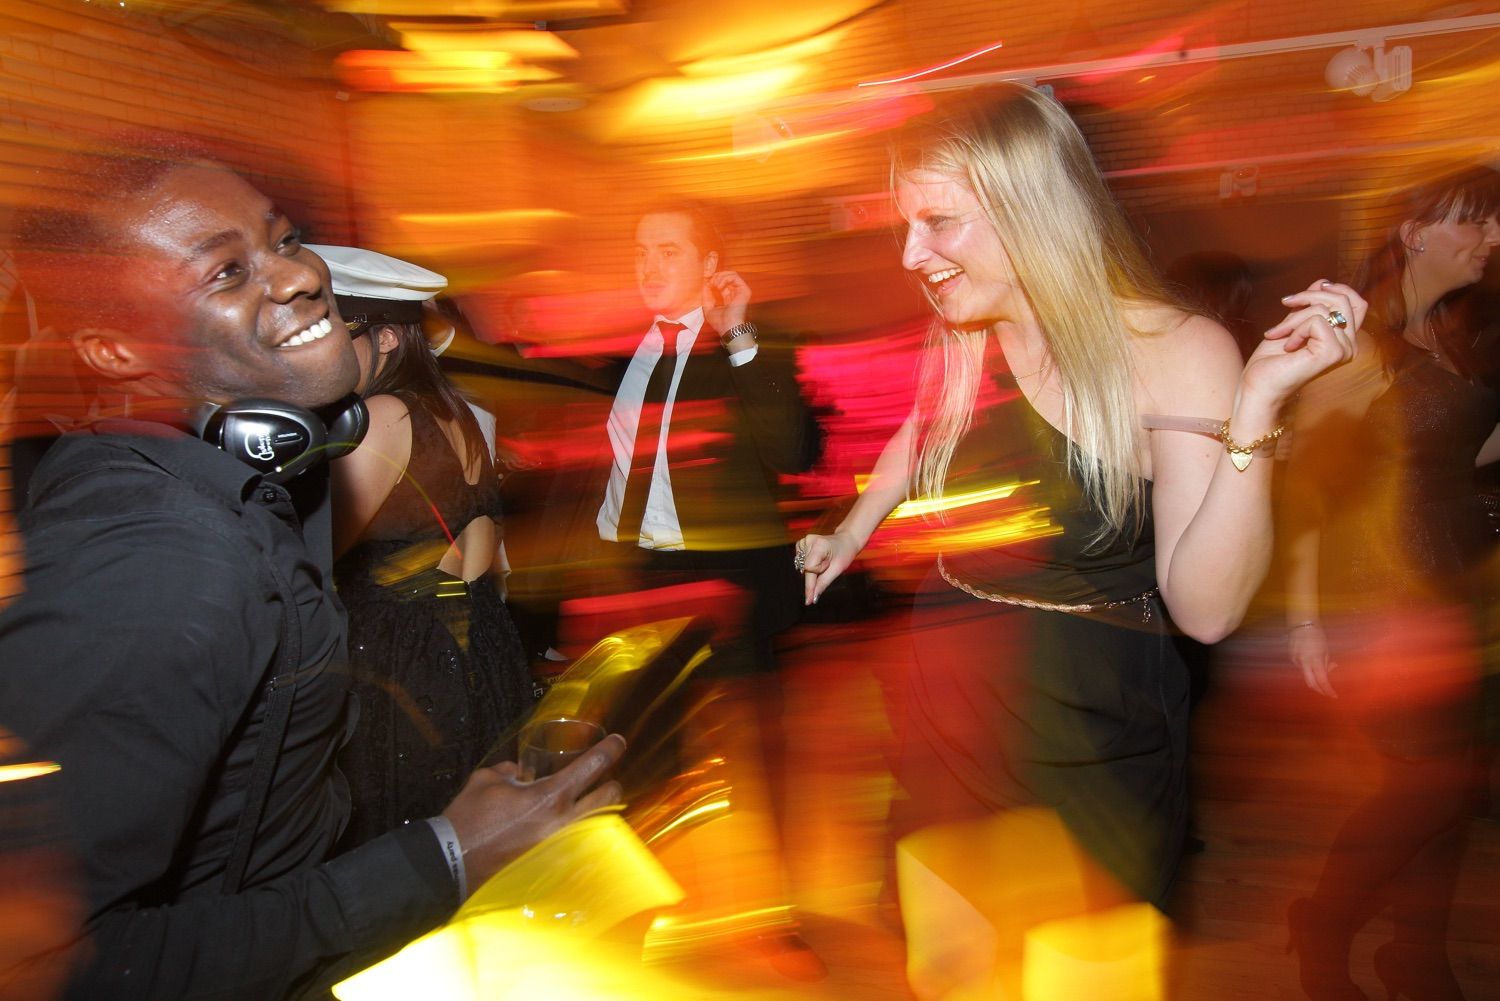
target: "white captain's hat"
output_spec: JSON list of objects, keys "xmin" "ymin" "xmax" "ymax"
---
[{"xmin": 307, "ymin": 244, "xmax": 455, "ymax": 354}]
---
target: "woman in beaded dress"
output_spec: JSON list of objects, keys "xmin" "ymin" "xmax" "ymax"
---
[
  {"xmin": 1281, "ymin": 166, "xmax": 1500, "ymax": 1001},
  {"xmin": 323, "ymin": 248, "xmax": 533, "ymax": 849},
  {"xmin": 795, "ymin": 85, "xmax": 1358, "ymax": 922}
]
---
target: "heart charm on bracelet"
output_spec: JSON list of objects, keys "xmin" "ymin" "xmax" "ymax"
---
[{"xmin": 1218, "ymin": 417, "xmax": 1284, "ymax": 472}]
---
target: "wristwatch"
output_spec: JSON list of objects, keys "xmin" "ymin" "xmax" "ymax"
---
[{"xmin": 720, "ymin": 322, "xmax": 758, "ymax": 349}]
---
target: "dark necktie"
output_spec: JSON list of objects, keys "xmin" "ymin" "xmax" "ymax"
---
[{"xmin": 616, "ymin": 322, "xmax": 684, "ymax": 542}]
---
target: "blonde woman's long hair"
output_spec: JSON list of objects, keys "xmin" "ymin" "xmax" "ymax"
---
[{"xmin": 897, "ymin": 84, "xmax": 1176, "ymax": 547}]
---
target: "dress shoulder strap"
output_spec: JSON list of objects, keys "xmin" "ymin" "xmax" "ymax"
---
[{"xmin": 1139, "ymin": 414, "xmax": 1222, "ymax": 436}]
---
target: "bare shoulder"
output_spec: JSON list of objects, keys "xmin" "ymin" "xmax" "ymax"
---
[
  {"xmin": 346, "ymin": 393, "xmax": 414, "ymax": 471},
  {"xmin": 1126, "ymin": 304, "xmax": 1242, "ymax": 417},
  {"xmin": 364, "ymin": 393, "xmax": 411, "ymax": 425},
  {"xmin": 361, "ymin": 394, "xmax": 412, "ymax": 442},
  {"xmin": 332, "ymin": 394, "xmax": 413, "ymax": 553}
]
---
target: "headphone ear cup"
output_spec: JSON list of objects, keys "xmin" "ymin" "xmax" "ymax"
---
[
  {"xmin": 321, "ymin": 394, "xmax": 370, "ymax": 461},
  {"xmin": 199, "ymin": 399, "xmax": 327, "ymax": 484}
]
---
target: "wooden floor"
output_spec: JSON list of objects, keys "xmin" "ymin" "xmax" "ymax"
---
[
  {"xmin": 1165, "ymin": 630, "xmax": 1500, "ymax": 1001},
  {"xmin": 650, "ymin": 611, "xmax": 1500, "ymax": 1000}
]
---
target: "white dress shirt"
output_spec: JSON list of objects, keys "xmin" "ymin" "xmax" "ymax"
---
[{"xmin": 597, "ymin": 307, "xmax": 757, "ymax": 549}]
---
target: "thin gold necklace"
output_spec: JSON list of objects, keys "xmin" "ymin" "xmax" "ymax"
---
[
  {"xmin": 1414, "ymin": 316, "xmax": 1474, "ymax": 383},
  {"xmin": 1412, "ymin": 316, "xmax": 1442, "ymax": 360}
]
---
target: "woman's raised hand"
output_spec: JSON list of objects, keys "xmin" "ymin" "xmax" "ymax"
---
[
  {"xmin": 796, "ymin": 532, "xmax": 859, "ymax": 606},
  {"xmin": 1245, "ymin": 279, "xmax": 1365, "ymax": 404}
]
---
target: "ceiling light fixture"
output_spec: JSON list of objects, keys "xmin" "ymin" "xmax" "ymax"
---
[
  {"xmin": 1324, "ymin": 43, "xmax": 1412, "ymax": 102},
  {"xmin": 391, "ymin": 24, "xmax": 579, "ymax": 61}
]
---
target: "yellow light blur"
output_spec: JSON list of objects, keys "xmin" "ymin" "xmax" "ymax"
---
[
  {"xmin": 1428, "ymin": 59, "xmax": 1500, "ymax": 88},
  {"xmin": 645, "ymin": 905, "xmax": 797, "ymax": 951},
  {"xmin": 1023, "ymin": 905, "xmax": 1168, "ymax": 1001},
  {"xmin": 0, "ymin": 761, "xmax": 61, "ymax": 783},
  {"xmin": 611, "ymin": 67, "xmax": 805, "ymax": 133},
  {"xmin": 679, "ymin": 28, "xmax": 845, "ymax": 78},
  {"xmin": 654, "ymin": 127, "xmax": 858, "ymax": 165},
  {"xmin": 335, "ymin": 49, "xmax": 564, "ymax": 92},
  {"xmin": 391, "ymin": 25, "xmax": 580, "ymax": 61},
  {"xmin": 520, "ymin": 618, "xmax": 707, "ymax": 750},
  {"xmin": 642, "ymin": 798, "xmax": 731, "ymax": 843},
  {"xmin": 335, "ymin": 814, "xmax": 685, "ymax": 1000},
  {"xmin": 861, "ymin": 477, "xmax": 1040, "ymax": 519},
  {"xmin": 897, "ymin": 510, "xmax": 1063, "ymax": 556},
  {"xmin": 901, "ymin": 809, "xmax": 1166, "ymax": 1001}
]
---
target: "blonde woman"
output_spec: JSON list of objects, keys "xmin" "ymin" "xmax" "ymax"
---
[{"xmin": 796, "ymin": 85, "xmax": 1359, "ymax": 907}]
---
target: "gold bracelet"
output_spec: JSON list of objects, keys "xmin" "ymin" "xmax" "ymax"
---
[{"xmin": 1218, "ymin": 418, "xmax": 1285, "ymax": 471}]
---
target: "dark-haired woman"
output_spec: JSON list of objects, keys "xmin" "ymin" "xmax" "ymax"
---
[
  {"xmin": 327, "ymin": 259, "xmax": 533, "ymax": 849},
  {"xmin": 1283, "ymin": 166, "xmax": 1500, "ymax": 1001}
]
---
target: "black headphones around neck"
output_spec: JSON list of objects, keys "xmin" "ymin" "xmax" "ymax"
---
[{"xmin": 191, "ymin": 394, "xmax": 369, "ymax": 484}]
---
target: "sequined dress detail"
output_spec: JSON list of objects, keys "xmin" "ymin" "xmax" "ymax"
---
[{"xmin": 335, "ymin": 393, "xmax": 532, "ymax": 847}]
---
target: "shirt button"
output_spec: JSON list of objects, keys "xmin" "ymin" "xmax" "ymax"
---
[{"xmin": 260, "ymin": 488, "xmax": 279, "ymax": 504}]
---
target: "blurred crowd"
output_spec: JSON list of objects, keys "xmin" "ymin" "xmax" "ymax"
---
[{"xmin": 0, "ymin": 71, "xmax": 1498, "ymax": 1001}]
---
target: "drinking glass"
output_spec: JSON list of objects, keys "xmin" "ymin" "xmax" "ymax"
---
[{"xmin": 519, "ymin": 717, "xmax": 606, "ymax": 782}]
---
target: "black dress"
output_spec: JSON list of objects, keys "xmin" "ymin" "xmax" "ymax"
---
[
  {"xmin": 335, "ymin": 393, "xmax": 533, "ymax": 848},
  {"xmin": 894, "ymin": 362, "xmax": 1189, "ymax": 907},
  {"xmin": 1317, "ymin": 346, "xmax": 1498, "ymax": 608},
  {"xmin": 1311, "ymin": 346, "xmax": 1499, "ymax": 754}
]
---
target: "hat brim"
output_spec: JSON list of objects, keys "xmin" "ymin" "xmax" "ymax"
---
[
  {"xmin": 336, "ymin": 295, "xmax": 424, "ymax": 327},
  {"xmin": 427, "ymin": 322, "xmax": 457, "ymax": 357}
]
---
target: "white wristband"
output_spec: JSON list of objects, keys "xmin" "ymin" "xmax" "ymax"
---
[{"xmin": 426, "ymin": 816, "xmax": 467, "ymax": 901}]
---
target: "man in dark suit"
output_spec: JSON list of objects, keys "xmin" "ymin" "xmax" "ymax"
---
[
  {"xmin": 589, "ymin": 201, "xmax": 815, "ymax": 662},
  {"xmin": 553, "ymin": 200, "xmax": 822, "ymax": 976}
]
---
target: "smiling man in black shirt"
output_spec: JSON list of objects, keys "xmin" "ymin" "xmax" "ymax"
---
[{"xmin": 0, "ymin": 143, "xmax": 623, "ymax": 999}]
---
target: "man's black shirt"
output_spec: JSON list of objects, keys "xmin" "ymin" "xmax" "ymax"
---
[{"xmin": 0, "ymin": 422, "xmax": 454, "ymax": 999}]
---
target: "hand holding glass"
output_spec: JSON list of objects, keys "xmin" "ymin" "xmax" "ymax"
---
[{"xmin": 519, "ymin": 718, "xmax": 607, "ymax": 781}]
